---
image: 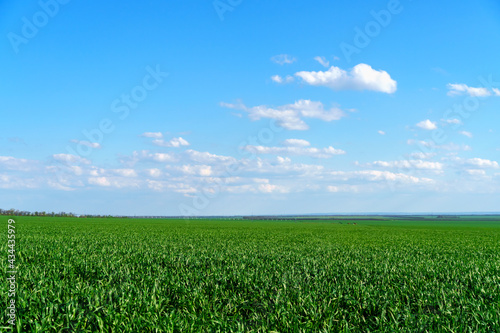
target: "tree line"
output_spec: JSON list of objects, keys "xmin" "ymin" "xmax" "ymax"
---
[{"xmin": 0, "ymin": 208, "xmax": 119, "ymax": 218}]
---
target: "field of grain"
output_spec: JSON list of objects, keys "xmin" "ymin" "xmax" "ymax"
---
[{"xmin": 2, "ymin": 216, "xmax": 500, "ymax": 332}]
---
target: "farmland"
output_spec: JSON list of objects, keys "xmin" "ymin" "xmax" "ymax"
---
[{"xmin": 2, "ymin": 216, "xmax": 500, "ymax": 332}]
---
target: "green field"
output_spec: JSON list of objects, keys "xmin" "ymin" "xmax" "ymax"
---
[{"xmin": 2, "ymin": 216, "xmax": 500, "ymax": 332}]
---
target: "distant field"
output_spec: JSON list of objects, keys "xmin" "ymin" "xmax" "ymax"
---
[{"xmin": 2, "ymin": 216, "xmax": 500, "ymax": 332}]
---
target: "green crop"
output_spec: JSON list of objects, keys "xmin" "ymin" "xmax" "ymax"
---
[{"xmin": 1, "ymin": 216, "xmax": 500, "ymax": 332}]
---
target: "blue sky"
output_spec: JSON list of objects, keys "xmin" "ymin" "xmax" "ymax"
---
[{"xmin": 1, "ymin": 0, "xmax": 500, "ymax": 215}]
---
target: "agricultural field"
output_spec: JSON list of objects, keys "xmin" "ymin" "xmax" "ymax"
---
[{"xmin": 2, "ymin": 216, "xmax": 500, "ymax": 332}]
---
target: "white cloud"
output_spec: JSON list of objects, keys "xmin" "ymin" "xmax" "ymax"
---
[
  {"xmin": 88, "ymin": 177, "xmax": 111, "ymax": 187},
  {"xmin": 444, "ymin": 156, "xmax": 499, "ymax": 170},
  {"xmin": 87, "ymin": 175, "xmax": 141, "ymax": 189},
  {"xmin": 327, "ymin": 185, "xmax": 363, "ymax": 193},
  {"xmin": 295, "ymin": 63, "xmax": 397, "ymax": 94},
  {"xmin": 242, "ymin": 145, "xmax": 345, "ymax": 158},
  {"xmin": 271, "ymin": 75, "xmax": 283, "ymax": 83},
  {"xmin": 462, "ymin": 158, "xmax": 499, "ymax": 169},
  {"xmin": 152, "ymin": 152, "xmax": 177, "ymax": 162},
  {"xmin": 224, "ymin": 183, "xmax": 289, "ymax": 194},
  {"xmin": 459, "ymin": 131, "xmax": 473, "ymax": 138},
  {"xmin": 410, "ymin": 152, "xmax": 436, "ymax": 160},
  {"xmin": 447, "ymin": 83, "xmax": 491, "ymax": 97},
  {"xmin": 146, "ymin": 168, "xmax": 162, "ymax": 177},
  {"xmin": 245, "ymin": 157, "xmax": 325, "ymax": 176},
  {"xmin": 416, "ymin": 119, "xmax": 437, "ymax": 130},
  {"xmin": 271, "ymin": 75, "xmax": 294, "ymax": 84},
  {"xmin": 127, "ymin": 150, "xmax": 177, "ymax": 164},
  {"xmin": 270, "ymin": 54, "xmax": 296, "ymax": 65},
  {"xmin": 283, "ymin": 139, "xmax": 310, "ymax": 147},
  {"xmin": 367, "ymin": 159, "xmax": 443, "ymax": 171},
  {"xmin": 493, "ymin": 88, "xmax": 500, "ymax": 96},
  {"xmin": 407, "ymin": 140, "xmax": 471, "ymax": 151},
  {"xmin": 147, "ymin": 180, "xmax": 198, "ymax": 194},
  {"xmin": 52, "ymin": 154, "xmax": 91, "ymax": 165},
  {"xmin": 141, "ymin": 132, "xmax": 163, "ymax": 139},
  {"xmin": 70, "ymin": 139, "xmax": 101, "ymax": 149},
  {"xmin": 152, "ymin": 137, "xmax": 190, "ymax": 148},
  {"xmin": 466, "ymin": 169, "xmax": 486, "ymax": 176},
  {"xmin": 329, "ymin": 170, "xmax": 434, "ymax": 184},
  {"xmin": 0, "ymin": 156, "xmax": 39, "ymax": 171},
  {"xmin": 378, "ymin": 130, "xmax": 386, "ymax": 135},
  {"xmin": 258, "ymin": 183, "xmax": 288, "ymax": 193},
  {"xmin": 0, "ymin": 173, "xmax": 41, "ymax": 190},
  {"xmin": 173, "ymin": 165, "xmax": 213, "ymax": 177},
  {"xmin": 110, "ymin": 169, "xmax": 137, "ymax": 177},
  {"xmin": 222, "ymin": 99, "xmax": 345, "ymax": 130},
  {"xmin": 442, "ymin": 118, "xmax": 462, "ymax": 125},
  {"xmin": 276, "ymin": 156, "xmax": 291, "ymax": 164},
  {"xmin": 314, "ymin": 56, "xmax": 330, "ymax": 68},
  {"xmin": 185, "ymin": 150, "xmax": 236, "ymax": 164}
]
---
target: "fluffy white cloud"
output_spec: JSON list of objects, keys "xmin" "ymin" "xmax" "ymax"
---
[
  {"xmin": 242, "ymin": 145, "xmax": 345, "ymax": 158},
  {"xmin": 169, "ymin": 165, "xmax": 213, "ymax": 177},
  {"xmin": 151, "ymin": 152, "xmax": 177, "ymax": 162},
  {"xmin": 327, "ymin": 185, "xmax": 360, "ymax": 193},
  {"xmin": 461, "ymin": 158, "xmax": 499, "ymax": 169},
  {"xmin": 466, "ymin": 169, "xmax": 486, "ymax": 176},
  {"xmin": 146, "ymin": 180, "xmax": 197, "ymax": 194},
  {"xmin": 271, "ymin": 75, "xmax": 283, "ymax": 83},
  {"xmin": 443, "ymin": 157, "xmax": 499, "ymax": 171},
  {"xmin": 88, "ymin": 176, "xmax": 111, "ymax": 187},
  {"xmin": 410, "ymin": 152, "xmax": 436, "ymax": 160},
  {"xmin": 407, "ymin": 140, "xmax": 471, "ymax": 151},
  {"xmin": 152, "ymin": 137, "xmax": 189, "ymax": 148},
  {"xmin": 258, "ymin": 183, "xmax": 288, "ymax": 193},
  {"xmin": 87, "ymin": 176, "xmax": 141, "ymax": 189},
  {"xmin": 146, "ymin": 168, "xmax": 162, "ymax": 177},
  {"xmin": 52, "ymin": 154, "xmax": 91, "ymax": 165},
  {"xmin": 295, "ymin": 63, "xmax": 397, "ymax": 94},
  {"xmin": 0, "ymin": 173, "xmax": 42, "ymax": 190},
  {"xmin": 141, "ymin": 132, "xmax": 163, "ymax": 139},
  {"xmin": 271, "ymin": 75, "xmax": 294, "ymax": 84},
  {"xmin": 459, "ymin": 131, "xmax": 473, "ymax": 138},
  {"xmin": 313, "ymin": 56, "xmax": 330, "ymax": 68},
  {"xmin": 378, "ymin": 130, "xmax": 386, "ymax": 135},
  {"xmin": 0, "ymin": 156, "xmax": 39, "ymax": 171},
  {"xmin": 125, "ymin": 150, "xmax": 178, "ymax": 164},
  {"xmin": 271, "ymin": 54, "xmax": 296, "ymax": 65},
  {"xmin": 109, "ymin": 169, "xmax": 137, "ymax": 177},
  {"xmin": 416, "ymin": 119, "xmax": 437, "ymax": 130},
  {"xmin": 222, "ymin": 99, "xmax": 345, "ymax": 130},
  {"xmin": 185, "ymin": 150, "xmax": 236, "ymax": 164},
  {"xmin": 283, "ymin": 139, "xmax": 310, "ymax": 147},
  {"xmin": 242, "ymin": 157, "xmax": 325, "ymax": 176},
  {"xmin": 367, "ymin": 159, "xmax": 443, "ymax": 170},
  {"xmin": 329, "ymin": 170, "xmax": 434, "ymax": 184},
  {"xmin": 447, "ymin": 84, "xmax": 491, "ymax": 97}
]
